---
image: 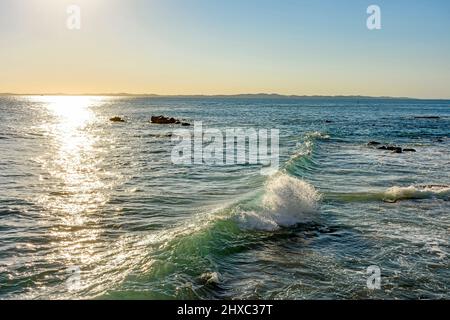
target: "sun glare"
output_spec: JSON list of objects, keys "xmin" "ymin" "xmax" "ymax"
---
[{"xmin": 42, "ymin": 96, "xmax": 95, "ymax": 125}]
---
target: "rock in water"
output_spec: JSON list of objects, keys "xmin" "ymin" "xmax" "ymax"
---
[
  {"xmin": 403, "ymin": 148, "xmax": 417, "ymax": 152},
  {"xmin": 386, "ymin": 146, "xmax": 402, "ymax": 153},
  {"xmin": 151, "ymin": 115, "xmax": 175, "ymax": 124},
  {"xmin": 110, "ymin": 116, "xmax": 125, "ymax": 122},
  {"xmin": 151, "ymin": 115, "xmax": 190, "ymax": 126},
  {"xmin": 199, "ymin": 272, "xmax": 221, "ymax": 285},
  {"xmin": 377, "ymin": 145, "xmax": 403, "ymax": 153},
  {"xmin": 414, "ymin": 116, "xmax": 440, "ymax": 119},
  {"xmin": 368, "ymin": 141, "xmax": 382, "ymax": 146}
]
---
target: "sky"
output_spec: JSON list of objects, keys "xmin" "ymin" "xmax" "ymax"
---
[{"xmin": 0, "ymin": 0, "xmax": 449, "ymax": 98}]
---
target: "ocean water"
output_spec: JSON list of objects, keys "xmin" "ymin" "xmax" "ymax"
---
[{"xmin": 0, "ymin": 95, "xmax": 449, "ymax": 299}]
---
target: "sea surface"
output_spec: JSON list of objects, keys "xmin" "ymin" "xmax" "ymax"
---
[{"xmin": 0, "ymin": 96, "xmax": 449, "ymax": 299}]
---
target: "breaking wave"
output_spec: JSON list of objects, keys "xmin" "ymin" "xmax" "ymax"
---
[
  {"xmin": 305, "ymin": 131, "xmax": 331, "ymax": 140},
  {"xmin": 383, "ymin": 185, "xmax": 450, "ymax": 202},
  {"xmin": 325, "ymin": 185, "xmax": 450, "ymax": 203},
  {"xmin": 285, "ymin": 131, "xmax": 329, "ymax": 171},
  {"xmin": 236, "ymin": 173, "xmax": 321, "ymax": 231}
]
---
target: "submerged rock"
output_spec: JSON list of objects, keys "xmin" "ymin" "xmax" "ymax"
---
[
  {"xmin": 199, "ymin": 272, "xmax": 221, "ymax": 286},
  {"xmin": 386, "ymin": 146, "xmax": 403, "ymax": 153},
  {"xmin": 144, "ymin": 133, "xmax": 173, "ymax": 138},
  {"xmin": 110, "ymin": 116, "xmax": 125, "ymax": 122},
  {"xmin": 414, "ymin": 116, "xmax": 440, "ymax": 119},
  {"xmin": 377, "ymin": 145, "xmax": 403, "ymax": 153},
  {"xmin": 418, "ymin": 184, "xmax": 449, "ymax": 189},
  {"xmin": 376, "ymin": 143, "xmax": 417, "ymax": 154}
]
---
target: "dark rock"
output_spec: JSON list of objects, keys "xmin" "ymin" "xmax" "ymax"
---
[
  {"xmin": 325, "ymin": 120, "xmax": 333, "ymax": 123},
  {"xmin": 151, "ymin": 115, "xmax": 190, "ymax": 126},
  {"xmin": 418, "ymin": 184, "xmax": 449, "ymax": 189},
  {"xmin": 181, "ymin": 122, "xmax": 191, "ymax": 126},
  {"xmin": 385, "ymin": 146, "xmax": 402, "ymax": 153},
  {"xmin": 110, "ymin": 116, "xmax": 125, "ymax": 122},
  {"xmin": 368, "ymin": 141, "xmax": 382, "ymax": 146},
  {"xmin": 151, "ymin": 115, "xmax": 177, "ymax": 124},
  {"xmin": 377, "ymin": 144, "xmax": 416, "ymax": 154},
  {"xmin": 378, "ymin": 145, "xmax": 403, "ymax": 153},
  {"xmin": 414, "ymin": 116, "xmax": 440, "ymax": 119}
]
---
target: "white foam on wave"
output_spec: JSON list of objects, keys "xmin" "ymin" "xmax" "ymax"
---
[
  {"xmin": 305, "ymin": 131, "xmax": 331, "ymax": 140},
  {"xmin": 294, "ymin": 140, "xmax": 314, "ymax": 157},
  {"xmin": 288, "ymin": 131, "xmax": 329, "ymax": 164},
  {"xmin": 200, "ymin": 271, "xmax": 222, "ymax": 285},
  {"xmin": 236, "ymin": 173, "xmax": 321, "ymax": 231},
  {"xmin": 383, "ymin": 185, "xmax": 450, "ymax": 202}
]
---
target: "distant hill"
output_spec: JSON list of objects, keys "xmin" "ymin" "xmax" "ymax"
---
[
  {"xmin": 1, "ymin": 93, "xmax": 447, "ymax": 100},
  {"xmin": 0, "ymin": 92, "xmax": 450, "ymax": 101}
]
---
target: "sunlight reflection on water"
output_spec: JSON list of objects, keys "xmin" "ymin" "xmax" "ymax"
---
[{"xmin": 23, "ymin": 96, "xmax": 130, "ymax": 297}]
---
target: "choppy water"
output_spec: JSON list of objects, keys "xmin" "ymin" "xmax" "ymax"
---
[{"xmin": 0, "ymin": 96, "xmax": 449, "ymax": 299}]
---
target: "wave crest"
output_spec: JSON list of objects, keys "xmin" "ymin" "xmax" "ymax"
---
[
  {"xmin": 326, "ymin": 184, "xmax": 450, "ymax": 203},
  {"xmin": 236, "ymin": 173, "xmax": 321, "ymax": 231},
  {"xmin": 305, "ymin": 131, "xmax": 330, "ymax": 140},
  {"xmin": 383, "ymin": 185, "xmax": 450, "ymax": 202},
  {"xmin": 287, "ymin": 131, "xmax": 329, "ymax": 167}
]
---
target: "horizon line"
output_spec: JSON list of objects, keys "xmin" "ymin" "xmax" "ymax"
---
[{"xmin": 1, "ymin": 92, "xmax": 450, "ymax": 100}]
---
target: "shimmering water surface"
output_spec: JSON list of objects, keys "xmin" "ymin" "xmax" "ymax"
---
[{"xmin": 0, "ymin": 96, "xmax": 448, "ymax": 299}]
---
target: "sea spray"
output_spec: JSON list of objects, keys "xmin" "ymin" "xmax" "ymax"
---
[{"xmin": 237, "ymin": 173, "xmax": 321, "ymax": 231}]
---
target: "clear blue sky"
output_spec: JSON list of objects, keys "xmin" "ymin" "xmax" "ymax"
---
[{"xmin": 1, "ymin": 0, "xmax": 449, "ymax": 98}]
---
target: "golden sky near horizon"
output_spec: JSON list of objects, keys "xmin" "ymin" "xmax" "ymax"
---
[{"xmin": 1, "ymin": 0, "xmax": 450, "ymax": 98}]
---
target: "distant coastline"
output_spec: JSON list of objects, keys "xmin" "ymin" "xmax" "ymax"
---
[{"xmin": 1, "ymin": 93, "xmax": 449, "ymax": 100}]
